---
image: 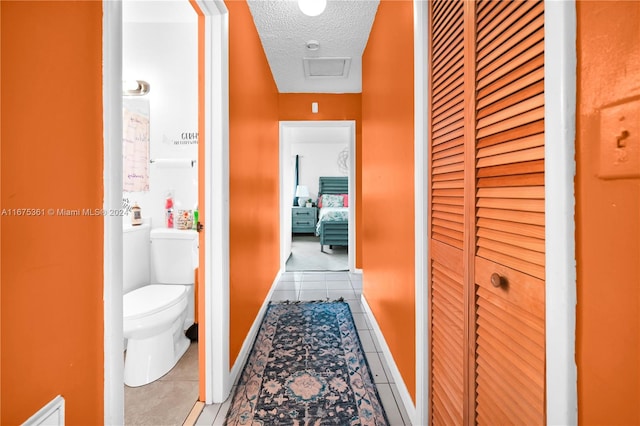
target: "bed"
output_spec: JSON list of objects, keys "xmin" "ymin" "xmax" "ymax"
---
[{"xmin": 316, "ymin": 176, "xmax": 349, "ymax": 253}]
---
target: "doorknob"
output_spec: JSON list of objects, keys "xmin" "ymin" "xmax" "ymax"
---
[{"xmin": 490, "ymin": 273, "xmax": 505, "ymax": 288}]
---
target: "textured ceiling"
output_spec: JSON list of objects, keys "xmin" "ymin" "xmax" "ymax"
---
[{"xmin": 247, "ymin": 0, "xmax": 380, "ymax": 93}]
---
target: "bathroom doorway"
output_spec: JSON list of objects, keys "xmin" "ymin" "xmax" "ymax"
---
[
  {"xmin": 104, "ymin": 0, "xmax": 231, "ymax": 423},
  {"xmin": 279, "ymin": 121, "xmax": 356, "ymax": 273},
  {"xmin": 122, "ymin": 2, "xmax": 199, "ymax": 422}
]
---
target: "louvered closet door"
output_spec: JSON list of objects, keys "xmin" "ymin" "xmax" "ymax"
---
[
  {"xmin": 473, "ymin": 0, "xmax": 545, "ymax": 424},
  {"xmin": 428, "ymin": 0, "xmax": 546, "ymax": 425},
  {"xmin": 428, "ymin": 0, "xmax": 466, "ymax": 424}
]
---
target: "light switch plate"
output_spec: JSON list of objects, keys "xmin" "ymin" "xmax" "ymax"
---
[{"xmin": 599, "ymin": 99, "xmax": 640, "ymax": 179}]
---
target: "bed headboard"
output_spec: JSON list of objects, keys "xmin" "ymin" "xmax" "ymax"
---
[{"xmin": 318, "ymin": 176, "xmax": 348, "ymax": 195}]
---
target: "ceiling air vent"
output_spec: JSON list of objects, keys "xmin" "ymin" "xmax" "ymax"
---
[{"xmin": 303, "ymin": 57, "xmax": 352, "ymax": 78}]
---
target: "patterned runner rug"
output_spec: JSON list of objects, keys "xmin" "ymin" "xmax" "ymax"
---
[{"xmin": 225, "ymin": 301, "xmax": 389, "ymax": 425}]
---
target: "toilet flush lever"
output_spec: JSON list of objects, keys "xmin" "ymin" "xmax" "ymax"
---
[{"xmin": 196, "ymin": 222, "xmax": 204, "ymax": 232}]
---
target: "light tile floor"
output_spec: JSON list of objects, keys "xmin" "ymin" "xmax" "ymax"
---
[
  {"xmin": 195, "ymin": 271, "xmax": 412, "ymax": 426},
  {"xmin": 125, "ymin": 341, "xmax": 199, "ymax": 425}
]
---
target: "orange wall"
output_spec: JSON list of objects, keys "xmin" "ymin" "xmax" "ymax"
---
[
  {"xmin": 0, "ymin": 2, "xmax": 104, "ymax": 424},
  {"xmin": 226, "ymin": 0, "xmax": 281, "ymax": 366},
  {"xmin": 576, "ymin": 1, "xmax": 640, "ymax": 424},
  {"xmin": 278, "ymin": 93, "xmax": 363, "ymax": 268},
  {"xmin": 361, "ymin": 0, "xmax": 415, "ymax": 401}
]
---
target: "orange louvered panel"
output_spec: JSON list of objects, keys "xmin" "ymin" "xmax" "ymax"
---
[
  {"xmin": 474, "ymin": 0, "xmax": 546, "ymax": 424},
  {"xmin": 430, "ymin": 240, "xmax": 465, "ymax": 426},
  {"xmin": 428, "ymin": 0, "xmax": 467, "ymax": 421},
  {"xmin": 474, "ymin": 256, "xmax": 545, "ymax": 425},
  {"xmin": 430, "ymin": 0, "xmax": 465, "ymax": 250},
  {"xmin": 475, "ymin": 0, "xmax": 545, "ymax": 281}
]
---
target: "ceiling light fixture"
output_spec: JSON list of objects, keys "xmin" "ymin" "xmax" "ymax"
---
[
  {"xmin": 306, "ymin": 40, "xmax": 320, "ymax": 51},
  {"xmin": 298, "ymin": 0, "xmax": 326, "ymax": 17}
]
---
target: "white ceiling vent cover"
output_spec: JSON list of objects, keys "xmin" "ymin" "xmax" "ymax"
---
[{"xmin": 304, "ymin": 57, "xmax": 352, "ymax": 78}]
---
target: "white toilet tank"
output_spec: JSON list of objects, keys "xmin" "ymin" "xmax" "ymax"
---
[
  {"xmin": 150, "ymin": 229, "xmax": 198, "ymax": 285},
  {"xmin": 123, "ymin": 223, "xmax": 150, "ymax": 295}
]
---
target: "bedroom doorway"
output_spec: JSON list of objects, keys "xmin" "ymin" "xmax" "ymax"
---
[{"xmin": 279, "ymin": 121, "xmax": 356, "ymax": 273}]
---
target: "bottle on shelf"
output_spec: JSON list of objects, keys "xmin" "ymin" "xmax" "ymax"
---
[{"xmin": 165, "ymin": 191, "xmax": 174, "ymax": 229}]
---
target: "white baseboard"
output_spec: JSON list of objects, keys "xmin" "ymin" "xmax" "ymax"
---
[
  {"xmin": 229, "ymin": 271, "xmax": 281, "ymax": 385},
  {"xmin": 361, "ymin": 295, "xmax": 417, "ymax": 425}
]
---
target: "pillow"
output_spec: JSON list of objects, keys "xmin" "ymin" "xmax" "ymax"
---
[
  {"xmin": 322, "ymin": 194, "xmax": 344, "ymax": 208},
  {"xmin": 340, "ymin": 194, "xmax": 349, "ymax": 207}
]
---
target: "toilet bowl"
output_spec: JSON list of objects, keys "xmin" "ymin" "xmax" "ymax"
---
[
  {"xmin": 123, "ymin": 284, "xmax": 190, "ymax": 387},
  {"xmin": 122, "ymin": 223, "xmax": 197, "ymax": 387}
]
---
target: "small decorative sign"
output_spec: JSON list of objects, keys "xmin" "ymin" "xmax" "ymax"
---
[{"xmin": 173, "ymin": 131, "xmax": 198, "ymax": 146}]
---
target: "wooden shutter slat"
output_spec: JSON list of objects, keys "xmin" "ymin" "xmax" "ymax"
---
[
  {"xmin": 431, "ymin": 244, "xmax": 465, "ymax": 424},
  {"xmin": 477, "ymin": 238, "xmax": 545, "ymax": 266},
  {"xmin": 433, "ymin": 162, "xmax": 464, "ymax": 176},
  {"xmin": 476, "ymin": 159, "xmax": 544, "ymax": 178},
  {"xmin": 433, "ymin": 137, "xmax": 464, "ymax": 156},
  {"xmin": 476, "ymin": 197, "xmax": 544, "ymax": 213},
  {"xmin": 434, "ymin": 217, "xmax": 464, "ymax": 233},
  {"xmin": 433, "ymin": 210, "xmax": 464, "ymax": 223},
  {"xmin": 476, "ymin": 120, "xmax": 544, "ymax": 149},
  {"xmin": 432, "ymin": 171, "xmax": 464, "ymax": 182},
  {"xmin": 476, "ymin": 146, "xmax": 544, "ymax": 168},
  {"xmin": 477, "ymin": 133, "xmax": 543, "ymax": 158},
  {"xmin": 476, "ymin": 186, "xmax": 544, "ymax": 199},
  {"xmin": 477, "ymin": 217, "xmax": 544, "ymax": 239},
  {"xmin": 433, "ymin": 188, "xmax": 465, "ymax": 198},
  {"xmin": 477, "ymin": 172, "xmax": 545, "ymax": 188},
  {"xmin": 433, "ymin": 129, "xmax": 464, "ymax": 146},
  {"xmin": 476, "ymin": 106, "xmax": 544, "ymax": 139},
  {"xmin": 476, "ymin": 207, "xmax": 544, "ymax": 226},
  {"xmin": 434, "ymin": 225, "xmax": 464, "ymax": 241},
  {"xmin": 433, "ymin": 152, "xmax": 465, "ymax": 168},
  {"xmin": 433, "ymin": 144, "xmax": 464, "ymax": 161},
  {"xmin": 433, "ymin": 179, "xmax": 464, "ymax": 189},
  {"xmin": 433, "ymin": 203, "xmax": 464, "ymax": 216},
  {"xmin": 477, "ymin": 228, "xmax": 544, "ymax": 253}
]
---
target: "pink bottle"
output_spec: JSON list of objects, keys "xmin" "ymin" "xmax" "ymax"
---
[{"xmin": 165, "ymin": 192, "xmax": 174, "ymax": 228}]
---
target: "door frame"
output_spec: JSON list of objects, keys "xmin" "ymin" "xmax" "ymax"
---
[
  {"xmin": 413, "ymin": 1, "xmax": 577, "ymax": 424},
  {"xmin": 103, "ymin": 1, "xmax": 231, "ymax": 422},
  {"xmin": 279, "ymin": 120, "xmax": 357, "ymax": 272}
]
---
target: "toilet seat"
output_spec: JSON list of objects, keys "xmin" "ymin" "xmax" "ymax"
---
[{"xmin": 124, "ymin": 284, "xmax": 187, "ymax": 320}]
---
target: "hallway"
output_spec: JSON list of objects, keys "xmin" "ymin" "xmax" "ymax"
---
[{"xmin": 194, "ymin": 271, "xmax": 411, "ymax": 425}]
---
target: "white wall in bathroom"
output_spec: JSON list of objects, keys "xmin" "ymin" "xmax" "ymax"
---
[
  {"xmin": 122, "ymin": 10, "xmax": 198, "ymax": 230},
  {"xmin": 290, "ymin": 127, "xmax": 350, "ymax": 201}
]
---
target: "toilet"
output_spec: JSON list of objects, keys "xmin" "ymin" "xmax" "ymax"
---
[{"xmin": 123, "ymin": 223, "xmax": 198, "ymax": 387}]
